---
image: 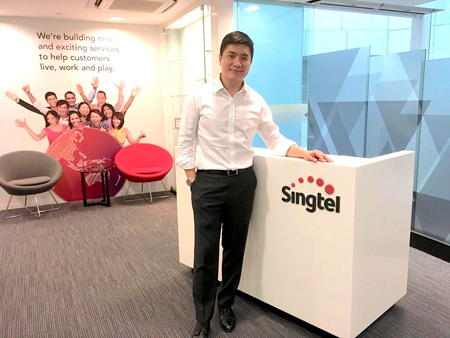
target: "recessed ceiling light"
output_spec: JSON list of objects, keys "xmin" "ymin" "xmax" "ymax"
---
[
  {"xmin": 109, "ymin": 16, "xmax": 122, "ymax": 21},
  {"xmin": 244, "ymin": 5, "xmax": 260, "ymax": 12}
]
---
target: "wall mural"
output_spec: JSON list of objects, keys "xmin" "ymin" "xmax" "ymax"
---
[{"xmin": 3, "ymin": 29, "xmax": 147, "ymax": 202}]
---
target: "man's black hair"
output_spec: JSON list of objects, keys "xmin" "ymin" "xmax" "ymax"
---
[
  {"xmin": 56, "ymin": 99, "xmax": 69, "ymax": 108},
  {"xmin": 88, "ymin": 109, "xmax": 106, "ymax": 122},
  {"xmin": 65, "ymin": 91, "xmax": 75, "ymax": 97},
  {"xmin": 45, "ymin": 92, "xmax": 57, "ymax": 100},
  {"xmin": 220, "ymin": 31, "xmax": 254, "ymax": 60}
]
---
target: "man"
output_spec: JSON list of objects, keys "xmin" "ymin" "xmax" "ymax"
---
[
  {"xmin": 77, "ymin": 79, "xmax": 125, "ymax": 112},
  {"xmin": 176, "ymin": 31, "xmax": 332, "ymax": 338},
  {"xmin": 55, "ymin": 99, "xmax": 70, "ymax": 125},
  {"xmin": 5, "ymin": 88, "xmax": 57, "ymax": 127},
  {"xmin": 67, "ymin": 77, "xmax": 99, "ymax": 111},
  {"xmin": 5, "ymin": 80, "xmax": 95, "ymax": 126}
]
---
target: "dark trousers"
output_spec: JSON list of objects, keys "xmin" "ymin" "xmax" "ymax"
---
[{"xmin": 191, "ymin": 167, "xmax": 257, "ymax": 324}]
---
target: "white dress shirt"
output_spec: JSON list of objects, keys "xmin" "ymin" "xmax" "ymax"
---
[{"xmin": 176, "ymin": 77, "xmax": 296, "ymax": 170}]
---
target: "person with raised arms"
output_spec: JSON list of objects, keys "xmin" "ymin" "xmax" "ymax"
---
[
  {"xmin": 65, "ymin": 77, "xmax": 98, "ymax": 111},
  {"xmin": 15, "ymin": 110, "xmax": 67, "ymax": 146},
  {"xmin": 5, "ymin": 89, "xmax": 56, "ymax": 127},
  {"xmin": 77, "ymin": 79, "xmax": 125, "ymax": 112},
  {"xmin": 101, "ymin": 86, "xmax": 141, "ymax": 128},
  {"xmin": 108, "ymin": 112, "xmax": 145, "ymax": 146}
]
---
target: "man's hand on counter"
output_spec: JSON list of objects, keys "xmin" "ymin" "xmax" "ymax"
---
[{"xmin": 286, "ymin": 145, "xmax": 333, "ymax": 163}]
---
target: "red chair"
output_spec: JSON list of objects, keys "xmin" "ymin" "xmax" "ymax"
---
[{"xmin": 115, "ymin": 143, "xmax": 173, "ymax": 203}]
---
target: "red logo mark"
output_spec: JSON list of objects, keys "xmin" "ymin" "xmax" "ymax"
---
[
  {"xmin": 296, "ymin": 176, "xmax": 334, "ymax": 195},
  {"xmin": 325, "ymin": 185, "xmax": 334, "ymax": 195}
]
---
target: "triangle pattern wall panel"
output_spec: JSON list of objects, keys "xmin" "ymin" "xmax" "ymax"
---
[
  {"xmin": 307, "ymin": 47, "xmax": 369, "ymax": 156},
  {"xmin": 366, "ymin": 50, "xmax": 426, "ymax": 158},
  {"xmin": 415, "ymin": 58, "xmax": 450, "ymax": 244}
]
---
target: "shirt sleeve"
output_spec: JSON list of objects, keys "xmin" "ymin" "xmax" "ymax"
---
[
  {"xmin": 87, "ymin": 88, "xmax": 97, "ymax": 103},
  {"xmin": 33, "ymin": 100, "xmax": 51, "ymax": 114},
  {"xmin": 114, "ymin": 91, "xmax": 124, "ymax": 112},
  {"xmin": 257, "ymin": 100, "xmax": 296, "ymax": 156},
  {"xmin": 175, "ymin": 92, "xmax": 199, "ymax": 169}
]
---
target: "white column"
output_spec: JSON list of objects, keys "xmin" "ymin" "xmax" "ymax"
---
[
  {"xmin": 411, "ymin": 15, "xmax": 425, "ymax": 51},
  {"xmin": 210, "ymin": 0, "xmax": 234, "ymax": 78}
]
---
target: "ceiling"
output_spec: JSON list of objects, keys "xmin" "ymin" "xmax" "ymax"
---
[{"xmin": 0, "ymin": 0, "xmax": 199, "ymax": 26}]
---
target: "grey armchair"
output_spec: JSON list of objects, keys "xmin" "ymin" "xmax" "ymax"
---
[{"xmin": 0, "ymin": 151, "xmax": 63, "ymax": 219}]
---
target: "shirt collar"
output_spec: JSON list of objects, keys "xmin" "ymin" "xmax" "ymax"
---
[{"xmin": 214, "ymin": 74, "xmax": 249, "ymax": 95}]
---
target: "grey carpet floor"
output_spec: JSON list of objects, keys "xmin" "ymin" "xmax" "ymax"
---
[{"xmin": 0, "ymin": 195, "xmax": 449, "ymax": 338}]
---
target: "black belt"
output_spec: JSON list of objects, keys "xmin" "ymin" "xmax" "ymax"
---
[{"xmin": 197, "ymin": 167, "xmax": 251, "ymax": 177}]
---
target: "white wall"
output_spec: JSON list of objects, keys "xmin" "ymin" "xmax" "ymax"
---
[{"xmin": 0, "ymin": 17, "xmax": 168, "ymax": 209}]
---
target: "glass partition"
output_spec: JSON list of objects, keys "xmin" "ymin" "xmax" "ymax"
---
[
  {"xmin": 307, "ymin": 47, "xmax": 369, "ymax": 157},
  {"xmin": 232, "ymin": 0, "xmax": 450, "ymax": 245},
  {"xmin": 366, "ymin": 50, "xmax": 425, "ymax": 161},
  {"xmin": 415, "ymin": 58, "xmax": 450, "ymax": 243},
  {"xmin": 235, "ymin": 1, "xmax": 305, "ymax": 147}
]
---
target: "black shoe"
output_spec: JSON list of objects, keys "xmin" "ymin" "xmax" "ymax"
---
[
  {"xmin": 219, "ymin": 306, "xmax": 236, "ymax": 332},
  {"xmin": 192, "ymin": 321, "xmax": 210, "ymax": 337}
]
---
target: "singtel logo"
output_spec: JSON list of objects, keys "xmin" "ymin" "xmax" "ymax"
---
[{"xmin": 281, "ymin": 176, "xmax": 340, "ymax": 213}]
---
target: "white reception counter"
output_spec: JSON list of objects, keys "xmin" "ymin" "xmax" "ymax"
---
[{"xmin": 176, "ymin": 148, "xmax": 415, "ymax": 338}]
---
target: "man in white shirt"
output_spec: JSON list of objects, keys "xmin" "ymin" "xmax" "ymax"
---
[
  {"xmin": 176, "ymin": 31, "xmax": 331, "ymax": 338},
  {"xmin": 55, "ymin": 100, "xmax": 70, "ymax": 126},
  {"xmin": 77, "ymin": 79, "xmax": 125, "ymax": 112}
]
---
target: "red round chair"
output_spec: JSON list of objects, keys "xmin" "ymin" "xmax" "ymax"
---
[{"xmin": 115, "ymin": 143, "xmax": 173, "ymax": 203}]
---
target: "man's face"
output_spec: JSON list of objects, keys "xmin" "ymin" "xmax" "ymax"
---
[
  {"xmin": 46, "ymin": 95, "xmax": 58, "ymax": 109},
  {"xmin": 65, "ymin": 93, "xmax": 76, "ymax": 107},
  {"xmin": 90, "ymin": 112, "xmax": 101, "ymax": 125},
  {"xmin": 97, "ymin": 93, "xmax": 106, "ymax": 105},
  {"xmin": 57, "ymin": 104, "xmax": 69, "ymax": 118},
  {"xmin": 219, "ymin": 44, "xmax": 252, "ymax": 85}
]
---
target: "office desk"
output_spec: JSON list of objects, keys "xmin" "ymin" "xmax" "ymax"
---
[{"xmin": 176, "ymin": 148, "xmax": 415, "ymax": 338}]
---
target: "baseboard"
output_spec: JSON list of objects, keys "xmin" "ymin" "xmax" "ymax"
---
[{"xmin": 410, "ymin": 231, "xmax": 450, "ymax": 263}]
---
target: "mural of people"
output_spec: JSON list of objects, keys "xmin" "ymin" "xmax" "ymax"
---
[
  {"xmin": 68, "ymin": 111, "xmax": 85, "ymax": 129},
  {"xmin": 5, "ymin": 79, "xmax": 144, "ymax": 203},
  {"xmin": 56, "ymin": 100, "xmax": 70, "ymax": 125},
  {"xmin": 77, "ymin": 79, "xmax": 125, "ymax": 112},
  {"xmin": 101, "ymin": 86, "xmax": 141, "ymax": 127},
  {"xmin": 85, "ymin": 109, "xmax": 108, "ymax": 130},
  {"xmin": 15, "ymin": 110, "xmax": 68, "ymax": 145},
  {"xmin": 5, "ymin": 89, "xmax": 52, "ymax": 127},
  {"xmin": 78, "ymin": 102, "xmax": 90, "ymax": 123},
  {"xmin": 5, "ymin": 79, "xmax": 97, "ymax": 127},
  {"xmin": 108, "ymin": 112, "xmax": 145, "ymax": 146}
]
